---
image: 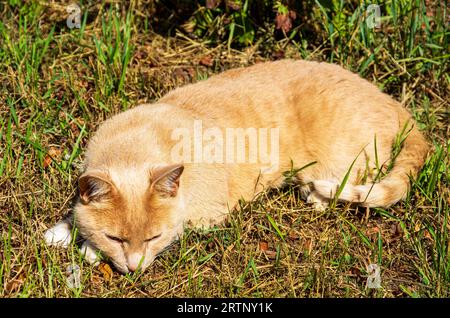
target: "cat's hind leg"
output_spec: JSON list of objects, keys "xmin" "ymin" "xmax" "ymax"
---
[
  {"xmin": 306, "ymin": 190, "xmax": 329, "ymax": 211},
  {"xmin": 299, "ymin": 183, "xmax": 330, "ymax": 211}
]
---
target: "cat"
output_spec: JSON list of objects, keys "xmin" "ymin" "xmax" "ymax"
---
[{"xmin": 44, "ymin": 59, "xmax": 429, "ymax": 274}]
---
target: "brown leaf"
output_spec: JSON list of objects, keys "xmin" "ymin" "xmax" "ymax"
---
[
  {"xmin": 275, "ymin": 12, "xmax": 294, "ymax": 33},
  {"xmin": 414, "ymin": 223, "xmax": 421, "ymax": 232},
  {"xmin": 49, "ymin": 147, "xmax": 62, "ymax": 157},
  {"xmin": 43, "ymin": 155, "xmax": 52, "ymax": 168},
  {"xmin": 367, "ymin": 226, "xmax": 380, "ymax": 236},
  {"xmin": 424, "ymin": 230, "xmax": 433, "ymax": 241},
  {"xmin": 287, "ymin": 231, "xmax": 299, "ymax": 241},
  {"xmin": 259, "ymin": 241, "xmax": 268, "ymax": 252},
  {"xmin": 5, "ymin": 278, "xmax": 23, "ymax": 294},
  {"xmin": 199, "ymin": 55, "xmax": 214, "ymax": 67},
  {"xmin": 43, "ymin": 147, "xmax": 63, "ymax": 168},
  {"xmin": 225, "ymin": 0, "xmax": 241, "ymax": 11},
  {"xmin": 98, "ymin": 263, "xmax": 113, "ymax": 281},
  {"xmin": 264, "ymin": 250, "xmax": 277, "ymax": 259},
  {"xmin": 302, "ymin": 238, "xmax": 313, "ymax": 254},
  {"xmin": 206, "ymin": 0, "xmax": 221, "ymax": 9},
  {"xmin": 6, "ymin": 280, "xmax": 20, "ymax": 293}
]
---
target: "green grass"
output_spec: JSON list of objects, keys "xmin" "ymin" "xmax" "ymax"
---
[{"xmin": 0, "ymin": 0, "xmax": 448, "ymax": 297}]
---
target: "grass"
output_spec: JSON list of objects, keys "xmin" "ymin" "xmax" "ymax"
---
[{"xmin": 0, "ymin": 0, "xmax": 449, "ymax": 297}]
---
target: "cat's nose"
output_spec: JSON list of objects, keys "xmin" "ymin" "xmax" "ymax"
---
[{"xmin": 127, "ymin": 253, "xmax": 143, "ymax": 272}]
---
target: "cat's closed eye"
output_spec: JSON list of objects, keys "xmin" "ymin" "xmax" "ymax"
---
[
  {"xmin": 105, "ymin": 234, "xmax": 126, "ymax": 244},
  {"xmin": 145, "ymin": 234, "xmax": 161, "ymax": 242}
]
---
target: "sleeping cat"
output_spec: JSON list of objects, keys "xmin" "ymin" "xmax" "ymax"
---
[{"xmin": 44, "ymin": 60, "xmax": 429, "ymax": 274}]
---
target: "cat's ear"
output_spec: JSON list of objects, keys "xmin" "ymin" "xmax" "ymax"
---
[
  {"xmin": 79, "ymin": 171, "xmax": 114, "ymax": 204},
  {"xmin": 151, "ymin": 164, "xmax": 184, "ymax": 197}
]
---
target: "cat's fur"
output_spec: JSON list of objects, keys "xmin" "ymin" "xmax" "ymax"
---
[{"xmin": 45, "ymin": 60, "xmax": 429, "ymax": 273}]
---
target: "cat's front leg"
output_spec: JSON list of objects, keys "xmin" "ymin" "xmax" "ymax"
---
[
  {"xmin": 45, "ymin": 219, "xmax": 101, "ymax": 265},
  {"xmin": 80, "ymin": 240, "xmax": 102, "ymax": 266},
  {"xmin": 44, "ymin": 218, "xmax": 73, "ymax": 248}
]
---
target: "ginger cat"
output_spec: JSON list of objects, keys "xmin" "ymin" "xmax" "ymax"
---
[{"xmin": 45, "ymin": 60, "xmax": 429, "ymax": 274}]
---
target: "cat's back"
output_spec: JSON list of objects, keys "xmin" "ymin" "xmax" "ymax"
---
[{"xmin": 158, "ymin": 59, "xmax": 390, "ymax": 127}]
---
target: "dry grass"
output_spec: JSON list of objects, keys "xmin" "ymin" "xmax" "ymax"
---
[{"xmin": 0, "ymin": 0, "xmax": 448, "ymax": 297}]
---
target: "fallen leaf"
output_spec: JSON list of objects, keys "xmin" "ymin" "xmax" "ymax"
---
[
  {"xmin": 43, "ymin": 147, "xmax": 63, "ymax": 168},
  {"xmin": 5, "ymin": 279, "xmax": 22, "ymax": 294},
  {"xmin": 366, "ymin": 226, "xmax": 380, "ymax": 236},
  {"xmin": 287, "ymin": 231, "xmax": 299, "ymax": 241},
  {"xmin": 424, "ymin": 230, "xmax": 433, "ymax": 241},
  {"xmin": 264, "ymin": 250, "xmax": 277, "ymax": 259},
  {"xmin": 303, "ymin": 238, "xmax": 313, "ymax": 255},
  {"xmin": 43, "ymin": 155, "xmax": 52, "ymax": 168},
  {"xmin": 5, "ymin": 272, "xmax": 25, "ymax": 294},
  {"xmin": 206, "ymin": 0, "xmax": 221, "ymax": 9},
  {"xmin": 259, "ymin": 241, "xmax": 268, "ymax": 252},
  {"xmin": 414, "ymin": 223, "xmax": 421, "ymax": 232},
  {"xmin": 50, "ymin": 147, "xmax": 62, "ymax": 157},
  {"xmin": 98, "ymin": 263, "xmax": 113, "ymax": 281},
  {"xmin": 225, "ymin": 0, "xmax": 241, "ymax": 11},
  {"xmin": 199, "ymin": 55, "xmax": 214, "ymax": 67},
  {"xmin": 275, "ymin": 10, "xmax": 296, "ymax": 33}
]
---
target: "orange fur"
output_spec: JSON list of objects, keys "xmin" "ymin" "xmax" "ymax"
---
[{"xmin": 46, "ymin": 60, "xmax": 430, "ymax": 273}]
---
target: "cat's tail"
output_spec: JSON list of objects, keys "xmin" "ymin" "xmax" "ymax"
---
[{"xmin": 312, "ymin": 123, "xmax": 430, "ymax": 208}]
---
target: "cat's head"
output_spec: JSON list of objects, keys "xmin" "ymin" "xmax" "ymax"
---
[{"xmin": 74, "ymin": 164, "xmax": 184, "ymax": 274}]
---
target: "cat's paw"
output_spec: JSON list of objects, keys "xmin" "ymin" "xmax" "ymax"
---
[
  {"xmin": 44, "ymin": 220, "xmax": 72, "ymax": 248},
  {"xmin": 299, "ymin": 184, "xmax": 313, "ymax": 201},
  {"xmin": 306, "ymin": 191, "xmax": 329, "ymax": 212},
  {"xmin": 81, "ymin": 241, "xmax": 101, "ymax": 266}
]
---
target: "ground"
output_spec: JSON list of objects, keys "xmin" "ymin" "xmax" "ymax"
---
[{"xmin": 0, "ymin": 1, "xmax": 448, "ymax": 297}]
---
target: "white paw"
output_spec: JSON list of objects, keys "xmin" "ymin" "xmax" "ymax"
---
[
  {"xmin": 44, "ymin": 220, "xmax": 72, "ymax": 248},
  {"xmin": 81, "ymin": 241, "xmax": 101, "ymax": 266},
  {"xmin": 307, "ymin": 191, "xmax": 329, "ymax": 212},
  {"xmin": 299, "ymin": 184, "xmax": 312, "ymax": 201}
]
